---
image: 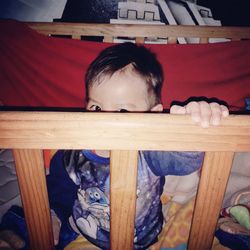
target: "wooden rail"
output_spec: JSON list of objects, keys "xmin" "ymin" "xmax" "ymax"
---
[
  {"xmin": 0, "ymin": 112, "xmax": 250, "ymax": 151},
  {"xmin": 0, "ymin": 111, "xmax": 250, "ymax": 250},
  {"xmin": 27, "ymin": 22, "xmax": 250, "ymax": 40}
]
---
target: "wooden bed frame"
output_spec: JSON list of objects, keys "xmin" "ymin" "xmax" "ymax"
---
[{"xmin": 0, "ymin": 23, "xmax": 250, "ymax": 250}]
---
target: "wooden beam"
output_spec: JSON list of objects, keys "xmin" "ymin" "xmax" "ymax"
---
[
  {"xmin": 0, "ymin": 112, "xmax": 250, "ymax": 151},
  {"xmin": 199, "ymin": 37, "xmax": 209, "ymax": 44},
  {"xmin": 110, "ymin": 150, "xmax": 138, "ymax": 250},
  {"xmin": 27, "ymin": 22, "xmax": 250, "ymax": 40},
  {"xmin": 188, "ymin": 151, "xmax": 234, "ymax": 250},
  {"xmin": 103, "ymin": 36, "xmax": 113, "ymax": 43},
  {"xmin": 13, "ymin": 149, "xmax": 54, "ymax": 250},
  {"xmin": 168, "ymin": 37, "xmax": 177, "ymax": 44}
]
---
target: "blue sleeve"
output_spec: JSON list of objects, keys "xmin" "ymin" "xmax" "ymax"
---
[
  {"xmin": 46, "ymin": 150, "xmax": 78, "ymax": 222},
  {"xmin": 143, "ymin": 151, "xmax": 204, "ymax": 176}
]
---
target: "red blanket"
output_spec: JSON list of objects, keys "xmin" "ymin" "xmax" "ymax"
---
[{"xmin": 0, "ymin": 20, "xmax": 249, "ymax": 110}]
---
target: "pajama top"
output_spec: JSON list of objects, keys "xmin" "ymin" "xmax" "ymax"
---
[{"xmin": 47, "ymin": 150, "xmax": 203, "ymax": 249}]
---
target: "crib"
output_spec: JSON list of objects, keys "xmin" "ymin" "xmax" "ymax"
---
[{"xmin": 0, "ymin": 22, "xmax": 250, "ymax": 250}]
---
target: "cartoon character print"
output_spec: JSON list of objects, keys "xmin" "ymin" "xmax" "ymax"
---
[
  {"xmin": 74, "ymin": 187, "xmax": 110, "ymax": 239},
  {"xmin": 63, "ymin": 150, "xmax": 110, "ymax": 239}
]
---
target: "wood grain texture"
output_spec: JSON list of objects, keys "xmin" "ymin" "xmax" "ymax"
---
[
  {"xmin": 110, "ymin": 150, "xmax": 138, "ymax": 250},
  {"xmin": 13, "ymin": 149, "xmax": 54, "ymax": 250},
  {"xmin": 27, "ymin": 22, "xmax": 250, "ymax": 40},
  {"xmin": 0, "ymin": 112, "xmax": 249, "ymax": 151},
  {"xmin": 188, "ymin": 152, "xmax": 235, "ymax": 250}
]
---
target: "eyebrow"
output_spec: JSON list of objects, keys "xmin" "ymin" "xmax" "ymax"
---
[
  {"xmin": 87, "ymin": 97, "xmax": 100, "ymax": 104},
  {"xmin": 89, "ymin": 98, "xmax": 137, "ymax": 109}
]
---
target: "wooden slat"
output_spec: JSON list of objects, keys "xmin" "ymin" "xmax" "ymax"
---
[
  {"xmin": 103, "ymin": 36, "xmax": 113, "ymax": 43},
  {"xmin": 72, "ymin": 34, "xmax": 81, "ymax": 40},
  {"xmin": 27, "ymin": 22, "xmax": 250, "ymax": 40},
  {"xmin": 13, "ymin": 149, "xmax": 54, "ymax": 250},
  {"xmin": 188, "ymin": 151, "xmax": 234, "ymax": 250},
  {"xmin": 0, "ymin": 112, "xmax": 250, "ymax": 151},
  {"xmin": 199, "ymin": 37, "xmax": 209, "ymax": 44},
  {"xmin": 110, "ymin": 150, "xmax": 138, "ymax": 250},
  {"xmin": 135, "ymin": 37, "xmax": 145, "ymax": 44},
  {"xmin": 168, "ymin": 37, "xmax": 177, "ymax": 44}
]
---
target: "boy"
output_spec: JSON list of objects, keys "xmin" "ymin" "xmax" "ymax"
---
[{"xmin": 47, "ymin": 42, "xmax": 229, "ymax": 249}]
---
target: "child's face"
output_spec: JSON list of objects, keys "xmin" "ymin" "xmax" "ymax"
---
[{"xmin": 87, "ymin": 65, "xmax": 163, "ymax": 112}]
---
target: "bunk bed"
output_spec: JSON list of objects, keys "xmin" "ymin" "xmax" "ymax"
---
[{"xmin": 0, "ymin": 20, "xmax": 250, "ymax": 250}]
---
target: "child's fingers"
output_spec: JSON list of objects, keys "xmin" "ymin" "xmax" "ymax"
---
[
  {"xmin": 185, "ymin": 101, "xmax": 201, "ymax": 123},
  {"xmin": 199, "ymin": 101, "xmax": 211, "ymax": 128},
  {"xmin": 171, "ymin": 102, "xmax": 229, "ymax": 128},
  {"xmin": 221, "ymin": 105, "xmax": 229, "ymax": 117},
  {"xmin": 170, "ymin": 105, "xmax": 186, "ymax": 114},
  {"xmin": 210, "ymin": 102, "xmax": 222, "ymax": 126},
  {"xmin": 210, "ymin": 103, "xmax": 229, "ymax": 126}
]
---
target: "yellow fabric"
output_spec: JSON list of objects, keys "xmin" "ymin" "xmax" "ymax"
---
[
  {"xmin": 63, "ymin": 196, "xmax": 194, "ymax": 250},
  {"xmin": 150, "ymin": 196, "xmax": 195, "ymax": 250},
  {"xmin": 64, "ymin": 196, "xmax": 227, "ymax": 250},
  {"xmin": 64, "ymin": 235, "xmax": 100, "ymax": 250}
]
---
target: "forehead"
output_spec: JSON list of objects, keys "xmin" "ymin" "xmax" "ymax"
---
[
  {"xmin": 89, "ymin": 66, "xmax": 148, "ymax": 97},
  {"xmin": 87, "ymin": 66, "xmax": 150, "ymax": 110}
]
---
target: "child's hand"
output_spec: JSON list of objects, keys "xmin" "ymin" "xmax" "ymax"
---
[{"xmin": 170, "ymin": 101, "xmax": 229, "ymax": 128}]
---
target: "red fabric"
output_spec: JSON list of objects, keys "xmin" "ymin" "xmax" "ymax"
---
[{"xmin": 0, "ymin": 20, "xmax": 249, "ymax": 110}]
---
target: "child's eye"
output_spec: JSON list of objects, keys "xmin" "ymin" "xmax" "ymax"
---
[
  {"xmin": 95, "ymin": 106, "xmax": 102, "ymax": 111},
  {"xmin": 90, "ymin": 105, "xmax": 102, "ymax": 112},
  {"xmin": 119, "ymin": 109, "xmax": 128, "ymax": 113}
]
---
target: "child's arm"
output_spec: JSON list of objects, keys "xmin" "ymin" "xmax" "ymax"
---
[{"xmin": 170, "ymin": 101, "xmax": 229, "ymax": 128}]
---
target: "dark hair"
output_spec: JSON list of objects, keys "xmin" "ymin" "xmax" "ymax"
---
[{"xmin": 85, "ymin": 42, "xmax": 163, "ymax": 105}]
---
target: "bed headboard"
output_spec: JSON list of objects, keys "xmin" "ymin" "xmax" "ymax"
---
[{"xmin": 0, "ymin": 22, "xmax": 250, "ymax": 250}]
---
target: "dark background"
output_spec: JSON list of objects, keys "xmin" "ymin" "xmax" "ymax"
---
[
  {"xmin": 61, "ymin": 0, "xmax": 119, "ymax": 23},
  {"xmin": 60, "ymin": 0, "xmax": 250, "ymax": 26},
  {"xmin": 198, "ymin": 0, "xmax": 250, "ymax": 26}
]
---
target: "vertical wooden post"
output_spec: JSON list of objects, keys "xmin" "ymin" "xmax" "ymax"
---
[
  {"xmin": 72, "ymin": 34, "xmax": 81, "ymax": 39},
  {"xmin": 13, "ymin": 149, "xmax": 54, "ymax": 250},
  {"xmin": 168, "ymin": 37, "xmax": 177, "ymax": 44},
  {"xmin": 135, "ymin": 37, "xmax": 145, "ymax": 44},
  {"xmin": 103, "ymin": 36, "xmax": 113, "ymax": 43},
  {"xmin": 188, "ymin": 151, "xmax": 235, "ymax": 250},
  {"xmin": 199, "ymin": 37, "xmax": 209, "ymax": 44},
  {"xmin": 110, "ymin": 150, "xmax": 138, "ymax": 250}
]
